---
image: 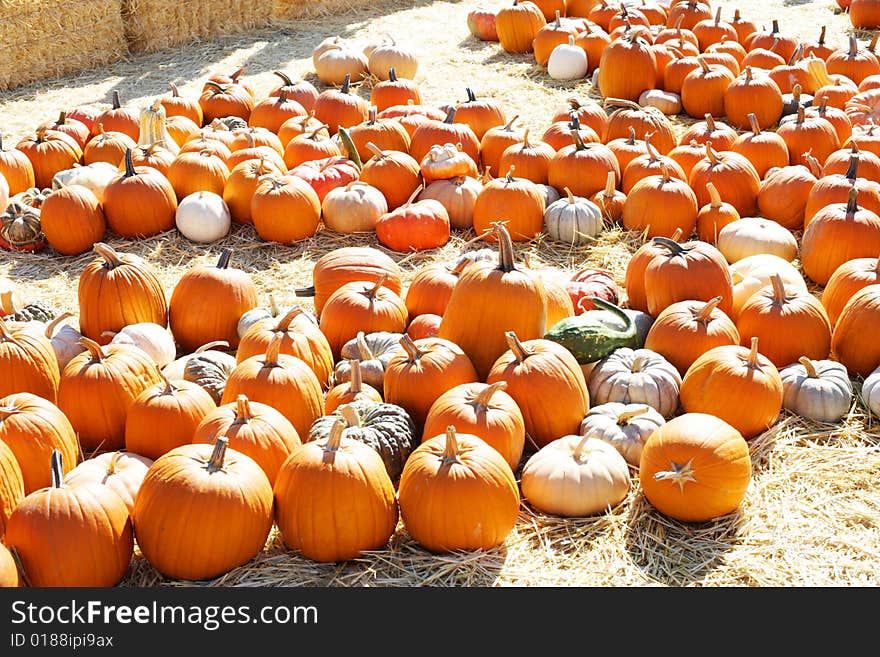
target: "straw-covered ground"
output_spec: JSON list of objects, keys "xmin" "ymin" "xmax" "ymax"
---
[{"xmin": 1, "ymin": 0, "xmax": 878, "ymax": 587}]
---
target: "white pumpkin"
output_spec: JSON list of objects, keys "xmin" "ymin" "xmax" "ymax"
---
[
  {"xmin": 638, "ymin": 89, "xmax": 682, "ymax": 115},
  {"xmin": 368, "ymin": 37, "xmax": 419, "ymax": 80},
  {"xmin": 521, "ymin": 434, "xmax": 631, "ymax": 517},
  {"xmin": 51, "ymin": 161, "xmax": 118, "ymax": 203},
  {"xmin": 779, "ymin": 357, "xmax": 853, "ymax": 422},
  {"xmin": 44, "ymin": 312, "xmax": 86, "ymax": 371},
  {"xmin": 175, "ymin": 191, "xmax": 231, "ymax": 243},
  {"xmin": 547, "ymin": 36, "xmax": 589, "ymax": 81},
  {"xmin": 579, "ymin": 402, "xmax": 665, "ymax": 467},
  {"xmin": 236, "ymin": 296, "xmax": 303, "ymax": 338},
  {"xmin": 63, "ymin": 450, "xmax": 153, "ymax": 514},
  {"xmin": 587, "ymin": 347, "xmax": 682, "ymax": 418},
  {"xmin": 543, "ymin": 186, "xmax": 603, "ymax": 244},
  {"xmin": 861, "ymin": 364, "xmax": 880, "ymax": 416},
  {"xmin": 106, "ymin": 322, "xmax": 177, "ymax": 368},
  {"xmin": 717, "ymin": 216, "xmax": 799, "ymax": 264},
  {"xmin": 729, "ymin": 253, "xmax": 808, "ymax": 319},
  {"xmin": 322, "ymin": 181, "xmax": 388, "ymax": 233}
]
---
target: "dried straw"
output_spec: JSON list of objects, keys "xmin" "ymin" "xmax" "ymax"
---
[{"xmin": 0, "ymin": 0, "xmax": 127, "ymax": 91}]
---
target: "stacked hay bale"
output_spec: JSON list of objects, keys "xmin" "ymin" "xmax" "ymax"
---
[
  {"xmin": 0, "ymin": 0, "xmax": 127, "ymax": 91},
  {"xmin": 271, "ymin": 0, "xmax": 375, "ymax": 22}
]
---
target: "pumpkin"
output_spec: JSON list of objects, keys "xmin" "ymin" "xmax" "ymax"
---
[
  {"xmin": 621, "ymin": 133, "xmax": 687, "ymax": 194},
  {"xmin": 375, "ymin": 187, "xmax": 451, "ymax": 252},
  {"xmin": 193, "ymin": 394, "xmax": 301, "ymax": 486},
  {"xmin": 498, "ymin": 128, "xmax": 557, "ymax": 185},
  {"xmin": 408, "ymin": 106, "xmax": 481, "ymax": 166},
  {"xmin": 82, "ymin": 124, "xmax": 137, "ymax": 167},
  {"xmin": 479, "ymin": 115, "xmax": 525, "ymax": 177},
  {"xmin": 586, "ymin": 347, "xmax": 681, "ymax": 419},
  {"xmin": 644, "ymin": 296, "xmax": 740, "ymax": 376},
  {"xmin": 756, "ymin": 164, "xmax": 817, "ymax": 231},
  {"xmin": 598, "ymin": 33, "xmax": 657, "ymax": 102},
  {"xmin": 0, "ymin": 437, "xmax": 24, "ymax": 539},
  {"xmin": 438, "ymin": 222, "xmax": 548, "ymax": 380},
  {"xmin": 803, "ymin": 151, "xmax": 880, "ymax": 227},
  {"xmin": 398, "ymin": 426, "xmax": 518, "ymax": 552},
  {"xmin": 133, "ymin": 438, "xmax": 273, "ymax": 581},
  {"xmin": 831, "ymin": 284, "xmax": 880, "ymax": 377},
  {"xmin": 404, "ymin": 263, "xmax": 459, "ymax": 320},
  {"xmin": 777, "ymin": 105, "xmax": 840, "ymax": 168},
  {"xmin": 0, "ymin": 199, "xmax": 45, "ymax": 253},
  {"xmin": 321, "ymin": 180, "xmax": 387, "ymax": 234},
  {"xmin": 383, "ymin": 335, "xmax": 479, "ymax": 430},
  {"xmin": 0, "ymin": 539, "xmax": 20, "ymax": 587},
  {"xmin": 283, "ymin": 124, "xmax": 340, "ymax": 168},
  {"xmin": 104, "ymin": 322, "xmax": 176, "ymax": 369},
  {"xmin": 680, "ymin": 337, "xmax": 784, "ymax": 439},
  {"xmin": 736, "ymin": 273, "xmax": 833, "ymax": 368},
  {"xmin": 0, "ymin": 132, "xmax": 35, "ymax": 194},
  {"xmin": 548, "ymin": 35, "xmax": 589, "ymax": 80},
  {"xmin": 38, "ymin": 184, "xmax": 105, "ymax": 255},
  {"xmin": 370, "ymin": 68, "xmax": 422, "ymax": 112},
  {"xmin": 638, "ymin": 412, "xmax": 751, "ymax": 522},
  {"xmin": 314, "ymin": 43, "xmax": 369, "ymax": 86},
  {"xmin": 779, "ymin": 357, "xmax": 853, "ymax": 423},
  {"xmin": 0, "ymin": 316, "xmax": 60, "ymax": 403},
  {"xmin": 93, "ymin": 90, "xmax": 140, "ymax": 141},
  {"xmin": 163, "ymin": 341, "xmax": 236, "ymax": 405},
  {"xmin": 542, "ymin": 113, "xmax": 601, "ymax": 152},
  {"xmin": 496, "ymin": 0, "xmax": 547, "ymax": 54},
  {"xmin": 681, "ymin": 57, "xmax": 736, "ymax": 119},
  {"xmin": 0, "ymin": 391, "xmax": 79, "ymax": 493},
  {"xmin": 299, "ymin": 246, "xmax": 402, "ymax": 317},
  {"xmin": 642, "ymin": 236, "xmax": 734, "ymax": 318},
  {"xmin": 312, "ymin": 74, "xmax": 370, "ymax": 135},
  {"xmin": 590, "ymin": 170, "xmax": 627, "ymax": 224},
  {"xmin": 860, "ymin": 363, "xmax": 880, "ymax": 415},
  {"xmin": 548, "ymin": 130, "xmax": 621, "ymax": 200},
  {"xmin": 521, "ymin": 434, "xmax": 630, "ymax": 517},
  {"xmin": 822, "ymin": 256, "xmax": 880, "ymax": 327},
  {"xmin": 274, "ymin": 417, "xmax": 397, "ymax": 563},
  {"xmin": 423, "ymin": 381, "xmax": 525, "ymax": 471},
  {"xmin": 359, "ymin": 142, "xmax": 422, "ymax": 211},
  {"xmin": 543, "ymin": 187, "xmax": 603, "ymax": 245},
  {"xmin": 44, "ymin": 313, "xmax": 86, "ymax": 371},
  {"xmin": 420, "ymin": 142, "xmax": 477, "ymax": 184},
  {"xmin": 168, "ymin": 248, "xmax": 259, "ymax": 352},
  {"xmin": 324, "ymin": 359, "xmax": 384, "ymax": 414},
  {"xmin": 622, "ymin": 162, "xmax": 699, "ymax": 239},
  {"xmin": 161, "ymin": 82, "xmax": 204, "ymax": 126},
  {"xmin": 486, "ymin": 331, "xmax": 590, "ymax": 449},
  {"xmin": 250, "ymin": 174, "xmax": 321, "ymax": 244},
  {"xmin": 63, "ymin": 450, "xmax": 153, "ymax": 516},
  {"xmin": 198, "ymin": 81, "xmax": 255, "ymax": 124},
  {"xmin": 222, "ymin": 158, "xmax": 285, "ymax": 226},
  {"xmin": 579, "ymin": 402, "xmax": 664, "ymax": 467},
  {"xmin": 102, "ymin": 149, "xmax": 177, "ymax": 238},
  {"xmin": 345, "ymin": 107, "xmax": 411, "ymax": 163},
  {"xmin": 730, "ymin": 253, "xmax": 809, "ymax": 321},
  {"xmin": 716, "ymin": 217, "xmax": 799, "ymax": 264},
  {"xmin": 695, "ymin": 181, "xmax": 739, "ymax": 244},
  {"xmin": 334, "ymin": 331, "xmax": 404, "ymax": 391},
  {"xmin": 174, "ymin": 190, "xmax": 231, "ymax": 243},
  {"xmin": 15, "ymin": 128, "xmax": 83, "ymax": 190},
  {"xmin": 688, "ymin": 144, "xmax": 762, "ymax": 217},
  {"xmin": 730, "ymin": 113, "xmax": 790, "ymax": 181},
  {"xmin": 473, "ymin": 166, "xmax": 545, "ymax": 242},
  {"xmin": 5, "ymin": 450, "xmax": 133, "ymax": 586},
  {"xmin": 723, "ymin": 66, "xmax": 784, "ymax": 131}
]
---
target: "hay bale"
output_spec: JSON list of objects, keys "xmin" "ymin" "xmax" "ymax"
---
[
  {"xmin": 0, "ymin": 0, "xmax": 126, "ymax": 92},
  {"xmin": 271, "ymin": 0, "xmax": 376, "ymax": 22},
  {"xmin": 123, "ymin": 0, "xmax": 272, "ymax": 54}
]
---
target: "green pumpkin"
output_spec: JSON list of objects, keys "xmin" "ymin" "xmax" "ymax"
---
[
  {"xmin": 12, "ymin": 300, "xmax": 55, "ymax": 323},
  {"xmin": 308, "ymin": 399, "xmax": 417, "ymax": 481},
  {"xmin": 545, "ymin": 297, "xmax": 639, "ymax": 364}
]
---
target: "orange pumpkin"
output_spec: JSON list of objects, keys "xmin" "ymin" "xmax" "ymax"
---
[
  {"xmin": 547, "ymin": 130, "xmax": 621, "ymax": 199},
  {"xmin": 0, "ymin": 438, "xmax": 24, "ymax": 540},
  {"xmin": 696, "ymin": 181, "xmax": 740, "ymax": 243},
  {"xmin": 0, "ymin": 133, "xmax": 36, "ymax": 194},
  {"xmin": 223, "ymin": 157, "xmax": 285, "ymax": 225},
  {"xmin": 822, "ymin": 255, "xmax": 880, "ymax": 327},
  {"xmin": 639, "ymin": 412, "xmax": 751, "ymax": 522},
  {"xmin": 688, "ymin": 143, "xmax": 762, "ymax": 217},
  {"xmin": 831, "ymin": 283, "xmax": 880, "ymax": 377},
  {"xmin": 39, "ymin": 184, "xmax": 106, "ymax": 256},
  {"xmin": 63, "ymin": 450, "xmax": 153, "ymax": 516},
  {"xmin": 0, "ymin": 539, "xmax": 20, "ymax": 587},
  {"xmin": 375, "ymin": 187, "xmax": 451, "ymax": 252},
  {"xmin": 621, "ymin": 163, "xmax": 698, "ymax": 238},
  {"xmin": 359, "ymin": 142, "xmax": 422, "ymax": 211},
  {"xmin": 495, "ymin": 0, "xmax": 548, "ymax": 54},
  {"xmin": 166, "ymin": 150, "xmax": 230, "ymax": 201},
  {"xmin": 82, "ymin": 124, "xmax": 137, "ymax": 167},
  {"xmin": 730, "ymin": 113, "xmax": 790, "ymax": 180},
  {"xmin": 250, "ymin": 174, "xmax": 321, "ymax": 244},
  {"xmin": 472, "ymin": 166, "xmax": 546, "ymax": 241},
  {"xmin": 0, "ymin": 316, "xmax": 60, "ymax": 403},
  {"xmin": 102, "ymin": 149, "xmax": 177, "ymax": 238},
  {"xmin": 15, "ymin": 128, "xmax": 83, "ymax": 189}
]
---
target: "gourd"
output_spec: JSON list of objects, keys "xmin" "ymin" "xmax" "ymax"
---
[
  {"xmin": 544, "ymin": 297, "xmax": 639, "ymax": 364},
  {"xmin": 779, "ymin": 357, "xmax": 853, "ymax": 422},
  {"xmin": 138, "ymin": 99, "xmax": 180, "ymax": 155},
  {"xmin": 586, "ymin": 347, "xmax": 682, "ymax": 418},
  {"xmin": 579, "ymin": 402, "xmax": 665, "ymax": 467}
]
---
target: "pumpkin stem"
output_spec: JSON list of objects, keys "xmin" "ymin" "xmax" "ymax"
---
[
  {"xmin": 122, "ymin": 148, "xmax": 137, "ymax": 178},
  {"xmin": 107, "ymin": 451, "xmax": 121, "ymax": 475},
  {"xmin": 355, "ymin": 331, "xmax": 375, "ymax": 361},
  {"xmin": 799, "ymin": 356, "xmax": 819, "ymax": 378},
  {"xmin": 602, "ymin": 171, "xmax": 616, "ymax": 198},
  {"xmin": 503, "ymin": 114, "xmax": 520, "ymax": 131},
  {"xmin": 706, "ymin": 181, "xmax": 722, "ymax": 208},
  {"xmin": 273, "ymin": 306, "xmax": 306, "ymax": 332},
  {"xmin": 341, "ymin": 73, "xmax": 352, "ymax": 95},
  {"xmin": 695, "ymin": 296, "xmax": 723, "ymax": 321},
  {"xmin": 572, "ymin": 435, "xmax": 591, "ymax": 462},
  {"xmin": 505, "ymin": 330, "xmax": 532, "ymax": 363},
  {"xmin": 492, "ymin": 222, "xmax": 518, "ymax": 273},
  {"xmin": 44, "ymin": 311, "xmax": 74, "ymax": 339},
  {"xmin": 617, "ymin": 405, "xmax": 649, "ymax": 424},
  {"xmin": 652, "ymin": 235, "xmax": 688, "ymax": 257},
  {"xmin": 602, "ymin": 98, "xmax": 642, "ymax": 113},
  {"xmin": 521, "ymin": 128, "xmax": 531, "ymax": 149},
  {"xmin": 705, "ymin": 142, "xmax": 719, "ymax": 165},
  {"xmin": 205, "ymin": 436, "xmax": 228, "ymax": 474},
  {"xmin": 273, "ymin": 70, "xmax": 294, "ymax": 87},
  {"xmin": 50, "ymin": 449, "xmax": 64, "ymax": 488},
  {"xmin": 195, "ymin": 340, "xmax": 230, "ymax": 353},
  {"xmin": 465, "ymin": 87, "xmax": 477, "ymax": 103},
  {"xmin": 747, "ymin": 112, "xmax": 761, "ymax": 135},
  {"xmin": 653, "ymin": 458, "xmax": 697, "ymax": 491},
  {"xmin": 747, "ymin": 336, "xmax": 760, "ymax": 368},
  {"xmin": 0, "ymin": 317, "xmax": 11, "ymax": 342},
  {"xmin": 444, "ymin": 106, "xmax": 457, "ymax": 124},
  {"xmin": 157, "ymin": 370, "xmax": 176, "ymax": 395},
  {"xmin": 111, "ymin": 89, "xmax": 122, "ymax": 110},
  {"xmin": 79, "ymin": 337, "xmax": 106, "ymax": 361},
  {"xmin": 845, "ymin": 150, "xmax": 860, "ymax": 181},
  {"xmin": 339, "ymin": 403, "xmax": 362, "ymax": 429},
  {"xmin": 847, "ymin": 185, "xmax": 860, "ymax": 216},
  {"xmin": 264, "ymin": 332, "xmax": 284, "ymax": 367},
  {"xmin": 442, "ymin": 426, "xmax": 460, "ymax": 465},
  {"xmin": 697, "ymin": 56, "xmax": 711, "ymax": 74},
  {"xmin": 769, "ymin": 273, "xmax": 788, "ymax": 304},
  {"xmin": 348, "ymin": 359, "xmax": 363, "ymax": 393},
  {"xmin": 366, "ymin": 273, "xmax": 390, "ymax": 299},
  {"xmin": 235, "ymin": 394, "xmax": 254, "ymax": 422},
  {"xmin": 216, "ymin": 248, "xmax": 233, "ymax": 269},
  {"xmin": 564, "ymin": 186, "xmax": 575, "ymax": 204},
  {"xmin": 473, "ymin": 381, "xmax": 507, "ymax": 410},
  {"xmin": 399, "ymin": 333, "xmax": 424, "ymax": 361},
  {"xmin": 365, "ymin": 141, "xmax": 385, "ymax": 159},
  {"xmin": 337, "ymin": 126, "xmax": 363, "ymax": 170}
]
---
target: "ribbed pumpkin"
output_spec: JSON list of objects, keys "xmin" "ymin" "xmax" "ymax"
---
[
  {"xmin": 133, "ymin": 438, "xmax": 273, "ymax": 581},
  {"xmin": 312, "ymin": 74, "xmax": 370, "ymax": 135},
  {"xmin": 0, "ymin": 392, "xmax": 78, "ymax": 494},
  {"xmin": 346, "ymin": 107, "xmax": 411, "ymax": 162},
  {"xmin": 678, "ymin": 113, "xmax": 738, "ymax": 152},
  {"xmin": 223, "ymin": 158, "xmax": 285, "ymax": 225},
  {"xmin": 438, "ymin": 222, "xmax": 548, "ymax": 380},
  {"xmin": 622, "ymin": 162, "xmax": 698, "ymax": 238},
  {"xmin": 57, "ymin": 338, "xmax": 163, "ymax": 453},
  {"xmin": 498, "ymin": 128, "xmax": 556, "ymax": 185},
  {"xmin": 324, "ymin": 359, "xmax": 384, "ymax": 414},
  {"xmin": 486, "ymin": 331, "xmax": 590, "ymax": 450},
  {"xmin": 620, "ymin": 133, "xmax": 686, "ymax": 194},
  {"xmin": 680, "ymin": 337, "xmax": 783, "ymax": 439},
  {"xmin": 0, "ymin": 132, "xmax": 36, "ymax": 194},
  {"xmin": 250, "ymin": 174, "xmax": 321, "ymax": 244},
  {"xmin": 198, "ymin": 81, "xmax": 255, "ymax": 124},
  {"xmin": 408, "ymin": 107, "xmax": 481, "ymax": 165},
  {"xmin": 822, "ymin": 255, "xmax": 880, "ymax": 326},
  {"xmin": 168, "ymin": 248, "xmax": 259, "ymax": 352},
  {"xmin": 423, "ymin": 381, "xmax": 525, "ymax": 471},
  {"xmin": 547, "ymin": 130, "xmax": 621, "ymax": 199},
  {"xmin": 63, "ymin": 450, "xmax": 153, "ymax": 516},
  {"xmin": 318, "ymin": 275, "xmax": 409, "ymax": 361},
  {"xmin": 221, "ymin": 334, "xmax": 324, "ymax": 438},
  {"xmin": 383, "ymin": 335, "xmax": 479, "ymax": 430},
  {"xmin": 5, "ymin": 450, "xmax": 133, "ymax": 586},
  {"xmin": 39, "ymin": 184, "xmax": 105, "ymax": 255},
  {"xmin": 192, "ymin": 394, "xmax": 302, "ymax": 486},
  {"xmin": 644, "ymin": 296, "xmax": 740, "ymax": 376},
  {"xmin": 0, "ymin": 316, "xmax": 60, "ymax": 403},
  {"xmin": 124, "ymin": 374, "xmax": 216, "ymax": 461},
  {"xmin": 77, "ymin": 242, "xmax": 168, "ymax": 344},
  {"xmin": 93, "ymin": 90, "xmax": 140, "ymax": 140},
  {"xmin": 398, "ymin": 426, "xmax": 519, "ymax": 553},
  {"xmin": 696, "ymin": 181, "xmax": 740, "ymax": 243},
  {"xmin": 0, "ymin": 438, "xmax": 24, "ymax": 539},
  {"xmin": 15, "ymin": 128, "xmax": 83, "ymax": 189},
  {"xmin": 639, "ymin": 413, "xmax": 751, "ymax": 522},
  {"xmin": 166, "ymin": 150, "xmax": 230, "ymax": 201},
  {"xmin": 642, "ymin": 236, "xmax": 734, "ymax": 317},
  {"xmin": 273, "ymin": 417, "xmax": 398, "ymax": 563},
  {"xmin": 375, "ymin": 188, "xmax": 451, "ymax": 252},
  {"xmin": 688, "ymin": 144, "xmax": 762, "ymax": 217},
  {"xmin": 82, "ymin": 124, "xmax": 137, "ymax": 167},
  {"xmin": 777, "ymin": 105, "xmax": 840, "ymax": 167},
  {"xmin": 598, "ymin": 32, "xmax": 657, "ymax": 101},
  {"xmin": 161, "ymin": 81, "xmax": 204, "ymax": 126},
  {"xmin": 404, "ymin": 263, "xmax": 459, "ymax": 320},
  {"xmin": 370, "ymin": 68, "xmax": 422, "ymax": 112},
  {"xmin": 756, "ymin": 164, "xmax": 817, "ymax": 230},
  {"xmin": 724, "ymin": 66, "xmax": 784, "ymax": 130},
  {"xmin": 236, "ymin": 306, "xmax": 334, "ymax": 387},
  {"xmin": 479, "ymin": 115, "xmax": 525, "ymax": 176},
  {"xmin": 623, "ymin": 227, "xmax": 684, "ymax": 313},
  {"xmin": 803, "ymin": 152, "xmax": 880, "ymax": 227},
  {"xmin": 102, "ymin": 149, "xmax": 177, "ymax": 238},
  {"xmin": 736, "ymin": 274, "xmax": 833, "ymax": 367},
  {"xmin": 832, "ymin": 284, "xmax": 880, "ymax": 377},
  {"xmin": 472, "ymin": 166, "xmax": 545, "ymax": 241},
  {"xmin": 496, "ymin": 0, "xmax": 548, "ymax": 54},
  {"xmin": 359, "ymin": 142, "xmax": 422, "ymax": 211},
  {"xmin": 730, "ymin": 113, "xmax": 790, "ymax": 180},
  {"xmin": 681, "ymin": 57, "xmax": 736, "ymax": 119}
]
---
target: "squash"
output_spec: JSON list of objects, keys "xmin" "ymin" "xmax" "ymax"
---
[
  {"xmin": 544, "ymin": 297, "xmax": 639, "ymax": 364},
  {"xmin": 586, "ymin": 347, "xmax": 682, "ymax": 418},
  {"xmin": 779, "ymin": 357, "xmax": 853, "ymax": 423},
  {"xmin": 579, "ymin": 402, "xmax": 665, "ymax": 467}
]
